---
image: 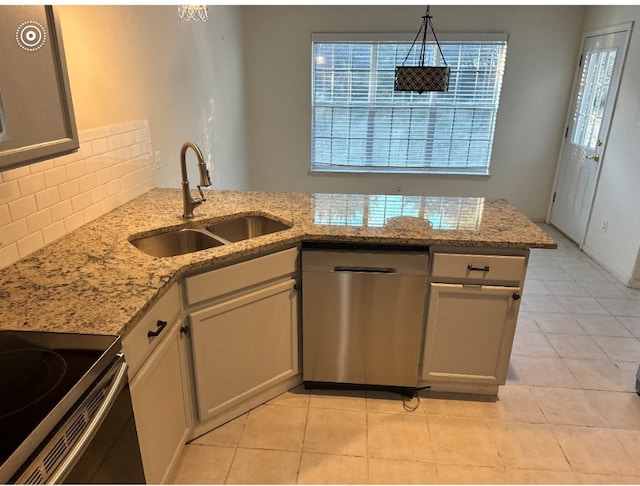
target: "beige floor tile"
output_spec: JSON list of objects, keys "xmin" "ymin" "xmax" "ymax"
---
[
  {"xmin": 308, "ymin": 388, "xmax": 367, "ymax": 411},
  {"xmin": 366, "ymin": 390, "xmax": 417, "ymax": 414},
  {"xmin": 509, "ymin": 356, "xmax": 581, "ymax": 388},
  {"xmin": 598, "ymin": 298, "xmax": 640, "ymax": 317},
  {"xmin": 191, "ymin": 414, "xmax": 246, "ymax": 447},
  {"xmin": 267, "ymin": 384, "xmax": 311, "ymax": 407},
  {"xmin": 516, "ymin": 311, "xmax": 541, "ymax": 332},
  {"xmin": 529, "ymin": 312, "xmax": 586, "ymax": 334},
  {"xmin": 368, "ymin": 458, "xmax": 437, "ymax": 484},
  {"xmin": 297, "ymin": 452, "xmax": 368, "ymax": 484},
  {"xmin": 543, "ymin": 280, "xmax": 590, "ymax": 297},
  {"xmin": 490, "ymin": 421, "xmax": 571, "ymax": 471},
  {"xmin": 591, "ymin": 335, "xmax": 640, "ymax": 362},
  {"xmin": 367, "ymin": 412, "xmax": 432, "ymax": 462},
  {"xmin": 522, "ymin": 279, "xmax": 551, "ymax": 295},
  {"xmin": 618, "ymin": 316, "xmax": 640, "ymax": 338},
  {"xmin": 615, "ymin": 429, "xmax": 640, "ymax": 469},
  {"xmin": 421, "ymin": 393, "xmax": 491, "ymax": 419},
  {"xmin": 238, "ymin": 404, "xmax": 307, "ymax": 451},
  {"xmin": 303, "ymin": 407, "xmax": 367, "ymax": 456},
  {"xmin": 512, "ymin": 331, "xmax": 559, "ymax": 357},
  {"xmin": 576, "ymin": 473, "xmax": 640, "ymax": 484},
  {"xmin": 556, "ymin": 296, "xmax": 610, "ymax": 315},
  {"xmin": 428, "ymin": 416, "xmax": 501, "ymax": 467},
  {"xmin": 530, "ymin": 386, "xmax": 607, "ymax": 427},
  {"xmin": 522, "ymin": 295, "xmax": 567, "ymax": 313},
  {"xmin": 226, "ymin": 448, "xmax": 300, "ymax": 484},
  {"xmin": 580, "ymin": 282, "xmax": 629, "ymax": 299},
  {"xmin": 564, "ymin": 358, "xmax": 636, "ymax": 392},
  {"xmin": 506, "ymin": 468, "xmax": 579, "ymax": 484},
  {"xmin": 586, "ymin": 390, "xmax": 640, "ymax": 429},
  {"xmin": 545, "ymin": 333, "xmax": 609, "ymax": 359},
  {"xmin": 552, "ymin": 425, "xmax": 640, "ymax": 476},
  {"xmin": 483, "ymin": 385, "xmax": 546, "ymax": 423},
  {"xmin": 168, "ymin": 445, "xmax": 235, "ymax": 484},
  {"xmin": 435, "ymin": 464, "xmax": 509, "ymax": 484}
]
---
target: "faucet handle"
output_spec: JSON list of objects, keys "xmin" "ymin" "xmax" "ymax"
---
[{"xmin": 196, "ymin": 184, "xmax": 207, "ymax": 202}]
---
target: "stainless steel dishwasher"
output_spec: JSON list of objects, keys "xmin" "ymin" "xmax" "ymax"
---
[{"xmin": 302, "ymin": 247, "xmax": 428, "ymax": 392}]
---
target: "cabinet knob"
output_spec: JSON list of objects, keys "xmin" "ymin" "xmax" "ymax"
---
[
  {"xmin": 512, "ymin": 293, "xmax": 521, "ymax": 301},
  {"xmin": 294, "ymin": 283, "xmax": 301, "ymax": 291},
  {"xmin": 180, "ymin": 325, "xmax": 190, "ymax": 335},
  {"xmin": 148, "ymin": 320, "xmax": 168, "ymax": 338}
]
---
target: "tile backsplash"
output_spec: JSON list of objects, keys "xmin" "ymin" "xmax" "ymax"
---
[{"xmin": 0, "ymin": 120, "xmax": 155, "ymax": 270}]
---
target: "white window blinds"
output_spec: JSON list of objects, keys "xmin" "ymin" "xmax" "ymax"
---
[{"xmin": 311, "ymin": 33, "xmax": 508, "ymax": 174}]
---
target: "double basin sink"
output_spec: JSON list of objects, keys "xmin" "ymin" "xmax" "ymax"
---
[{"xmin": 129, "ymin": 215, "xmax": 291, "ymax": 258}]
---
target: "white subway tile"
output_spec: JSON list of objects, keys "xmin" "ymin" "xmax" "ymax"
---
[
  {"xmin": 50, "ymin": 199, "xmax": 73, "ymax": 221},
  {"xmin": 42, "ymin": 221, "xmax": 66, "ymax": 245},
  {"xmin": 44, "ymin": 166, "xmax": 68, "ymax": 188},
  {"xmin": 2, "ymin": 165, "xmax": 30, "ymax": 181},
  {"xmin": 17, "ymin": 231, "xmax": 44, "ymax": 258},
  {"xmin": 58, "ymin": 180, "xmax": 80, "ymax": 200},
  {"xmin": 1, "ymin": 219, "xmax": 28, "ymax": 245},
  {"xmin": 78, "ymin": 173, "xmax": 97, "ymax": 193},
  {"xmin": 89, "ymin": 185, "xmax": 108, "ymax": 204},
  {"xmin": 91, "ymin": 137, "xmax": 109, "ymax": 156},
  {"xmin": 0, "ymin": 180, "xmax": 20, "ymax": 205},
  {"xmin": 63, "ymin": 212, "xmax": 85, "ymax": 233},
  {"xmin": 71, "ymin": 192, "xmax": 92, "ymax": 213},
  {"xmin": 8, "ymin": 195, "xmax": 37, "ymax": 220},
  {"xmin": 65, "ymin": 160, "xmax": 86, "ymax": 180},
  {"xmin": 27, "ymin": 209, "xmax": 53, "ymax": 233},
  {"xmin": 0, "ymin": 243, "xmax": 20, "ymax": 268},
  {"xmin": 83, "ymin": 203, "xmax": 103, "ymax": 223},
  {"xmin": 95, "ymin": 167, "xmax": 114, "ymax": 186},
  {"xmin": 29, "ymin": 159, "xmax": 55, "ymax": 174},
  {"xmin": 35, "ymin": 187, "xmax": 60, "ymax": 211},
  {"xmin": 107, "ymin": 134, "xmax": 123, "ymax": 152},
  {"xmin": 0, "ymin": 205, "xmax": 10, "ymax": 226},
  {"xmin": 54, "ymin": 153, "xmax": 76, "ymax": 167},
  {"xmin": 106, "ymin": 179, "xmax": 121, "ymax": 196},
  {"xmin": 18, "ymin": 173, "xmax": 46, "ymax": 196}
]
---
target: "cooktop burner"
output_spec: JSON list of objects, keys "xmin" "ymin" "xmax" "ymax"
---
[
  {"xmin": 0, "ymin": 330, "xmax": 120, "ymax": 480},
  {"xmin": 0, "ymin": 349, "xmax": 66, "ymax": 419}
]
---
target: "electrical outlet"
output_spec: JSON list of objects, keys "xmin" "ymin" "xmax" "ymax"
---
[
  {"xmin": 602, "ymin": 220, "xmax": 608, "ymax": 233},
  {"xmin": 154, "ymin": 150, "xmax": 161, "ymax": 169}
]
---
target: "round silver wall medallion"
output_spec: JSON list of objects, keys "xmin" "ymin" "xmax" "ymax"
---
[{"xmin": 16, "ymin": 21, "xmax": 47, "ymax": 51}]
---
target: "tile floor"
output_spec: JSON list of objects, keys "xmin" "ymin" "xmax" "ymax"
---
[{"xmin": 169, "ymin": 224, "xmax": 640, "ymax": 484}]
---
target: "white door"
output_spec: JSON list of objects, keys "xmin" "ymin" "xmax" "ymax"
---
[{"xmin": 549, "ymin": 24, "xmax": 632, "ymax": 246}]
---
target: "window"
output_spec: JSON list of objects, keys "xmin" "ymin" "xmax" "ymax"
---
[{"xmin": 311, "ymin": 33, "xmax": 508, "ymax": 175}]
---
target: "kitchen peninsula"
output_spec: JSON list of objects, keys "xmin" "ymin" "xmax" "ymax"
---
[
  {"xmin": 0, "ymin": 188, "xmax": 556, "ymax": 482},
  {"xmin": 0, "ymin": 188, "xmax": 555, "ymax": 336}
]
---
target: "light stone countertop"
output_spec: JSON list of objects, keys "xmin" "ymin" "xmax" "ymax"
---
[{"xmin": 0, "ymin": 189, "xmax": 556, "ymax": 336}]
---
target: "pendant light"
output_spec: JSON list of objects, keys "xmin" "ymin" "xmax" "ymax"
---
[
  {"xmin": 394, "ymin": 6, "xmax": 450, "ymax": 93},
  {"xmin": 178, "ymin": 5, "xmax": 208, "ymax": 21}
]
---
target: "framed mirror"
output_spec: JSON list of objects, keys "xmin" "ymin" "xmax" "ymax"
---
[{"xmin": 0, "ymin": 5, "xmax": 78, "ymax": 171}]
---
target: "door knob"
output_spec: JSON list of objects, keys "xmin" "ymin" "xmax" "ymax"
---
[{"xmin": 586, "ymin": 153, "xmax": 600, "ymax": 162}]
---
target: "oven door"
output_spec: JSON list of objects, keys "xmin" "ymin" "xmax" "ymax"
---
[{"xmin": 14, "ymin": 355, "xmax": 145, "ymax": 484}]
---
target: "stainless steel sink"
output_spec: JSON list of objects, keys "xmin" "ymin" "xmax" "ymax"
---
[
  {"xmin": 130, "ymin": 228, "xmax": 225, "ymax": 258},
  {"xmin": 205, "ymin": 215, "xmax": 291, "ymax": 243}
]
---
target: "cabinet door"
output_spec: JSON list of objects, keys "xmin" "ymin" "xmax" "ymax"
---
[
  {"xmin": 190, "ymin": 279, "xmax": 299, "ymax": 422},
  {"xmin": 421, "ymin": 283, "xmax": 520, "ymax": 385},
  {"xmin": 129, "ymin": 319, "xmax": 189, "ymax": 484}
]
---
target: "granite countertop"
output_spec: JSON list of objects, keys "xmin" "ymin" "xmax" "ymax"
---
[{"xmin": 0, "ymin": 189, "xmax": 556, "ymax": 336}]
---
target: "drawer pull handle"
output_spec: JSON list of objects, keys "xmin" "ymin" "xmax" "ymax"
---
[
  {"xmin": 467, "ymin": 264, "xmax": 490, "ymax": 272},
  {"xmin": 148, "ymin": 320, "xmax": 167, "ymax": 338}
]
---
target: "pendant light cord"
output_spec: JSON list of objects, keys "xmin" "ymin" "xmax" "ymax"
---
[{"xmin": 401, "ymin": 6, "xmax": 448, "ymax": 67}]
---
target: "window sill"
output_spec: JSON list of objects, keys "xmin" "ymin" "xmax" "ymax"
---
[{"xmin": 309, "ymin": 167, "xmax": 491, "ymax": 176}]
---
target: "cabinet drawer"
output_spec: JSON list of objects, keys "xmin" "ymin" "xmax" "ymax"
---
[
  {"xmin": 123, "ymin": 283, "xmax": 181, "ymax": 378},
  {"xmin": 431, "ymin": 253, "xmax": 525, "ymax": 283},
  {"xmin": 184, "ymin": 247, "xmax": 298, "ymax": 306}
]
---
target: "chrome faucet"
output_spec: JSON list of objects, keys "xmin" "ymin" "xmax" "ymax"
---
[{"xmin": 180, "ymin": 141, "xmax": 211, "ymax": 219}]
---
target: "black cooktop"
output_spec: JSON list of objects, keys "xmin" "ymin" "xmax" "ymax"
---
[{"xmin": 0, "ymin": 330, "xmax": 120, "ymax": 481}]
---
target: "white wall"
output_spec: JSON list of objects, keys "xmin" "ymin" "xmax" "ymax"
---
[
  {"xmin": 58, "ymin": 5, "xmax": 248, "ymax": 191},
  {"xmin": 581, "ymin": 6, "xmax": 640, "ymax": 287},
  {"xmin": 242, "ymin": 5, "xmax": 585, "ymax": 220}
]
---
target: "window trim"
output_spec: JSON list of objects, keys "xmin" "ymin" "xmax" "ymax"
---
[{"xmin": 310, "ymin": 32, "xmax": 508, "ymax": 176}]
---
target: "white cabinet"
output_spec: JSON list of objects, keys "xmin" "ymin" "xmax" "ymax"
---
[
  {"xmin": 184, "ymin": 247, "xmax": 300, "ymax": 434},
  {"xmin": 421, "ymin": 251, "xmax": 526, "ymax": 393},
  {"xmin": 122, "ymin": 285, "xmax": 190, "ymax": 484}
]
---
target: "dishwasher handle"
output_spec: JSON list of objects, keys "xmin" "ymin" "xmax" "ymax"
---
[{"xmin": 334, "ymin": 266, "xmax": 397, "ymax": 274}]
